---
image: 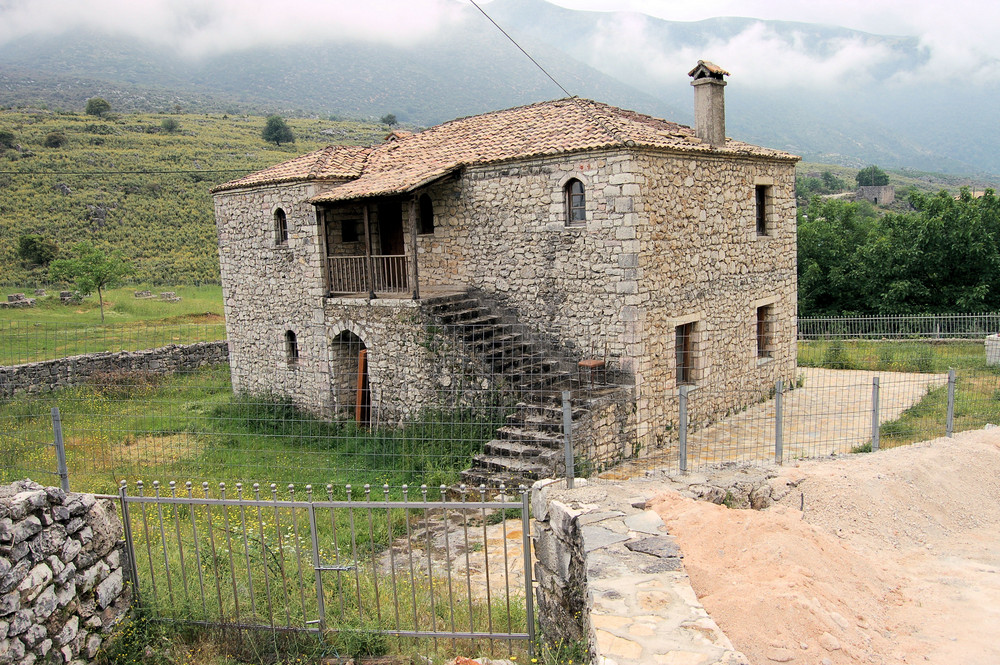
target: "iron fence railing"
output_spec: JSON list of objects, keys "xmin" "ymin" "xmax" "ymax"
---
[
  {"xmin": 797, "ymin": 313, "xmax": 1000, "ymax": 340},
  {"xmin": 118, "ymin": 480, "xmax": 534, "ymax": 656}
]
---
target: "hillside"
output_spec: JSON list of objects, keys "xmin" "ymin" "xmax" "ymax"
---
[
  {"xmin": 2, "ymin": 1, "xmax": 999, "ymax": 175},
  {"xmin": 0, "ymin": 110, "xmax": 385, "ymax": 286}
]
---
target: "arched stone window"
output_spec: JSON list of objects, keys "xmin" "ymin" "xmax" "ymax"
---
[
  {"xmin": 284, "ymin": 330, "xmax": 299, "ymax": 364},
  {"xmin": 274, "ymin": 208, "xmax": 288, "ymax": 245},
  {"xmin": 418, "ymin": 194, "xmax": 435, "ymax": 234},
  {"xmin": 565, "ymin": 179, "xmax": 586, "ymax": 227}
]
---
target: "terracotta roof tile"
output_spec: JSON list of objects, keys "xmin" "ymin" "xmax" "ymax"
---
[{"xmin": 212, "ymin": 99, "xmax": 797, "ymax": 198}]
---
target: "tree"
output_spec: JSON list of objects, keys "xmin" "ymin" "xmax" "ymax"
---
[
  {"xmin": 0, "ymin": 129, "xmax": 15, "ymax": 149},
  {"xmin": 380, "ymin": 113, "xmax": 398, "ymax": 126},
  {"xmin": 16, "ymin": 235, "xmax": 59, "ymax": 267},
  {"xmin": 262, "ymin": 115, "xmax": 294, "ymax": 146},
  {"xmin": 85, "ymin": 97, "xmax": 112, "ymax": 117},
  {"xmin": 44, "ymin": 131, "xmax": 67, "ymax": 148},
  {"xmin": 856, "ymin": 165, "xmax": 889, "ymax": 187},
  {"xmin": 161, "ymin": 117, "xmax": 180, "ymax": 133},
  {"xmin": 49, "ymin": 242, "xmax": 133, "ymax": 322}
]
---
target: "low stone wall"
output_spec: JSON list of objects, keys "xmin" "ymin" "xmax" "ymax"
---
[
  {"xmin": 0, "ymin": 480, "xmax": 131, "ymax": 664},
  {"xmin": 0, "ymin": 341, "xmax": 230, "ymax": 399},
  {"xmin": 987, "ymin": 334, "xmax": 1000, "ymax": 367},
  {"xmin": 532, "ymin": 478, "xmax": 749, "ymax": 665}
]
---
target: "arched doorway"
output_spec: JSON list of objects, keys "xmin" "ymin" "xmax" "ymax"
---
[{"xmin": 331, "ymin": 330, "xmax": 370, "ymax": 425}]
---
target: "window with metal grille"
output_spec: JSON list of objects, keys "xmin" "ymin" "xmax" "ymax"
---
[
  {"xmin": 274, "ymin": 208, "xmax": 288, "ymax": 245},
  {"xmin": 757, "ymin": 305, "xmax": 773, "ymax": 358},
  {"xmin": 565, "ymin": 179, "xmax": 586, "ymax": 227},
  {"xmin": 676, "ymin": 322, "xmax": 696, "ymax": 385}
]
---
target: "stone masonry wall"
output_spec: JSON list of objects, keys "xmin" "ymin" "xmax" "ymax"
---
[
  {"xmin": 0, "ymin": 342, "xmax": 229, "ymax": 400},
  {"xmin": 633, "ymin": 151, "xmax": 798, "ymax": 447},
  {"xmin": 0, "ymin": 480, "xmax": 131, "ymax": 664}
]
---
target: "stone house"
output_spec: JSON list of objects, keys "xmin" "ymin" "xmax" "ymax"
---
[{"xmin": 211, "ymin": 62, "xmax": 799, "ymax": 481}]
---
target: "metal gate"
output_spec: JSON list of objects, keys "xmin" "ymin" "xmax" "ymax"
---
[{"xmin": 118, "ymin": 481, "xmax": 535, "ymax": 655}]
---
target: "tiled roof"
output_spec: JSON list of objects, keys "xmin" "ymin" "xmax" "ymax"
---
[
  {"xmin": 211, "ymin": 145, "xmax": 371, "ymax": 192},
  {"xmin": 212, "ymin": 98, "xmax": 798, "ymax": 198}
]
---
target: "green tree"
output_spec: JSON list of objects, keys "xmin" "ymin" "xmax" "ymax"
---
[
  {"xmin": 856, "ymin": 165, "xmax": 889, "ymax": 187},
  {"xmin": 49, "ymin": 242, "xmax": 133, "ymax": 322},
  {"xmin": 380, "ymin": 113, "xmax": 398, "ymax": 126},
  {"xmin": 85, "ymin": 97, "xmax": 112, "ymax": 117},
  {"xmin": 0, "ymin": 129, "xmax": 15, "ymax": 149},
  {"xmin": 16, "ymin": 234, "xmax": 59, "ymax": 266},
  {"xmin": 262, "ymin": 115, "xmax": 294, "ymax": 146},
  {"xmin": 43, "ymin": 131, "xmax": 67, "ymax": 148},
  {"xmin": 160, "ymin": 117, "xmax": 180, "ymax": 133}
]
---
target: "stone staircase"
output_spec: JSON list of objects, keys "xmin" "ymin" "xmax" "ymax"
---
[{"xmin": 427, "ymin": 294, "xmax": 595, "ymax": 488}]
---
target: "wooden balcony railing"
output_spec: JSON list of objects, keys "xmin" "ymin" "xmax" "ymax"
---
[{"xmin": 328, "ymin": 255, "xmax": 411, "ymax": 296}]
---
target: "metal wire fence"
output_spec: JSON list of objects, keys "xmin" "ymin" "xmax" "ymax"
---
[{"xmin": 2, "ymin": 316, "xmax": 1000, "ymax": 493}]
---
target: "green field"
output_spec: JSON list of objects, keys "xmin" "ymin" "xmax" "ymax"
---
[
  {"xmin": 0, "ymin": 284, "xmax": 225, "ymax": 364},
  {"xmin": 0, "ymin": 109, "xmax": 385, "ymax": 287}
]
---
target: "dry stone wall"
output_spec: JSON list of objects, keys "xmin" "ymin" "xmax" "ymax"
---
[
  {"xmin": 0, "ymin": 480, "xmax": 131, "ymax": 664},
  {"xmin": 0, "ymin": 342, "xmax": 229, "ymax": 400}
]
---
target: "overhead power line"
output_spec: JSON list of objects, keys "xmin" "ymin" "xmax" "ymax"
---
[{"xmin": 468, "ymin": 0, "xmax": 574, "ymax": 99}]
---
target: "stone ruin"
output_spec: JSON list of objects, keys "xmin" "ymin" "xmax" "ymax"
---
[
  {"xmin": 0, "ymin": 294, "xmax": 35, "ymax": 310},
  {"xmin": 59, "ymin": 292, "xmax": 80, "ymax": 305}
]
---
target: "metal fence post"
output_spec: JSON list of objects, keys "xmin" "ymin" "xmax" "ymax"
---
[
  {"xmin": 774, "ymin": 379, "xmax": 784, "ymax": 465},
  {"xmin": 562, "ymin": 391, "xmax": 574, "ymax": 489},
  {"xmin": 946, "ymin": 368, "xmax": 956, "ymax": 437},
  {"xmin": 306, "ymin": 498, "xmax": 326, "ymax": 633},
  {"xmin": 871, "ymin": 377, "xmax": 880, "ymax": 452},
  {"xmin": 679, "ymin": 385, "xmax": 689, "ymax": 474},
  {"xmin": 521, "ymin": 490, "xmax": 536, "ymax": 656},
  {"xmin": 117, "ymin": 482, "xmax": 141, "ymax": 607},
  {"xmin": 51, "ymin": 407, "xmax": 69, "ymax": 491}
]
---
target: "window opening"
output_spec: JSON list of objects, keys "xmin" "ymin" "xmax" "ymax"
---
[
  {"xmin": 285, "ymin": 330, "xmax": 299, "ymax": 364},
  {"xmin": 565, "ymin": 179, "xmax": 586, "ymax": 226},
  {"xmin": 418, "ymin": 194, "xmax": 435, "ymax": 234},
  {"xmin": 755, "ymin": 185, "xmax": 770, "ymax": 236},
  {"xmin": 341, "ymin": 218, "xmax": 360, "ymax": 243},
  {"xmin": 275, "ymin": 208, "xmax": 289, "ymax": 245}
]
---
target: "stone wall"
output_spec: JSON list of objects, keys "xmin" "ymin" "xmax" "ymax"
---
[
  {"xmin": 0, "ymin": 480, "xmax": 131, "ymax": 664},
  {"xmin": 857, "ymin": 185, "xmax": 895, "ymax": 206},
  {"xmin": 0, "ymin": 342, "xmax": 230, "ymax": 400},
  {"xmin": 531, "ymin": 478, "xmax": 749, "ymax": 665}
]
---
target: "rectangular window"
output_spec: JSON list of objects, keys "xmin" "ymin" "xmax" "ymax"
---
[
  {"xmin": 756, "ymin": 305, "xmax": 773, "ymax": 358},
  {"xmin": 341, "ymin": 218, "xmax": 360, "ymax": 243},
  {"xmin": 676, "ymin": 322, "xmax": 696, "ymax": 385},
  {"xmin": 755, "ymin": 185, "xmax": 770, "ymax": 236}
]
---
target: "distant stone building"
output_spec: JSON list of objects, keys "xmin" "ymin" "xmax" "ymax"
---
[
  {"xmin": 857, "ymin": 185, "xmax": 895, "ymax": 205},
  {"xmin": 211, "ymin": 61, "xmax": 800, "ymax": 481}
]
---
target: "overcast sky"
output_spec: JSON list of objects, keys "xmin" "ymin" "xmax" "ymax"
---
[{"xmin": 0, "ymin": 0, "xmax": 996, "ymax": 84}]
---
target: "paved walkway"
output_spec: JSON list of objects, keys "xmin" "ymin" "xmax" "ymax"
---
[{"xmin": 610, "ymin": 367, "xmax": 948, "ymax": 477}]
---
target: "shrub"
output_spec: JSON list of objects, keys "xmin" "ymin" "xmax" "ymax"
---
[
  {"xmin": 160, "ymin": 117, "xmax": 179, "ymax": 133},
  {"xmin": 86, "ymin": 96, "xmax": 112, "ymax": 117},
  {"xmin": 44, "ymin": 130, "xmax": 67, "ymax": 148},
  {"xmin": 821, "ymin": 340, "xmax": 848, "ymax": 369}
]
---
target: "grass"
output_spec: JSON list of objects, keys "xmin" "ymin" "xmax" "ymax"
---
[{"xmin": 0, "ymin": 284, "xmax": 225, "ymax": 364}]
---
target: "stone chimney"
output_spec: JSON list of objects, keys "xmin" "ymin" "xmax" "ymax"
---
[{"xmin": 688, "ymin": 60, "xmax": 730, "ymax": 147}]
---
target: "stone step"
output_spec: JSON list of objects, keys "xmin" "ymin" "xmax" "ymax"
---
[
  {"xmin": 481, "ymin": 341, "xmax": 533, "ymax": 361},
  {"xmin": 468, "ymin": 454, "xmax": 550, "ymax": 478},
  {"xmin": 496, "ymin": 426, "xmax": 565, "ymax": 448},
  {"xmin": 471, "ymin": 332, "xmax": 523, "ymax": 351},
  {"xmin": 493, "ymin": 353, "xmax": 548, "ymax": 372},
  {"xmin": 518, "ymin": 370, "xmax": 573, "ymax": 393},
  {"xmin": 483, "ymin": 438, "xmax": 562, "ymax": 461},
  {"xmin": 459, "ymin": 468, "xmax": 534, "ymax": 490},
  {"xmin": 505, "ymin": 412, "xmax": 565, "ymax": 433},
  {"xmin": 437, "ymin": 307, "xmax": 487, "ymax": 324},
  {"xmin": 514, "ymin": 402, "xmax": 588, "ymax": 421}
]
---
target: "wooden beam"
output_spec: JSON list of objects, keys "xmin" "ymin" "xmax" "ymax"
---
[
  {"xmin": 363, "ymin": 203, "xmax": 376, "ymax": 299},
  {"xmin": 408, "ymin": 196, "xmax": 420, "ymax": 300}
]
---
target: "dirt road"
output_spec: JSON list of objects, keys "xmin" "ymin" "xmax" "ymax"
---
[{"xmin": 648, "ymin": 428, "xmax": 1000, "ymax": 665}]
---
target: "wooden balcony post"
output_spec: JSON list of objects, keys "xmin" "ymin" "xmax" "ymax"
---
[
  {"xmin": 408, "ymin": 196, "xmax": 420, "ymax": 300},
  {"xmin": 363, "ymin": 203, "xmax": 376, "ymax": 299}
]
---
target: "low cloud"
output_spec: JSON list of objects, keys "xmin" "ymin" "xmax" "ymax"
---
[{"xmin": 0, "ymin": 0, "xmax": 464, "ymax": 56}]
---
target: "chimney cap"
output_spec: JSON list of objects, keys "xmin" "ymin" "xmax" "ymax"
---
[{"xmin": 688, "ymin": 60, "xmax": 729, "ymax": 81}]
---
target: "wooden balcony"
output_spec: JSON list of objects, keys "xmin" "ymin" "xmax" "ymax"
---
[{"xmin": 327, "ymin": 255, "xmax": 412, "ymax": 297}]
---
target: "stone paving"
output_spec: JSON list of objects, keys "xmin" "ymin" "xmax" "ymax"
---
[
  {"xmin": 610, "ymin": 367, "xmax": 948, "ymax": 477},
  {"xmin": 534, "ymin": 478, "xmax": 749, "ymax": 665}
]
